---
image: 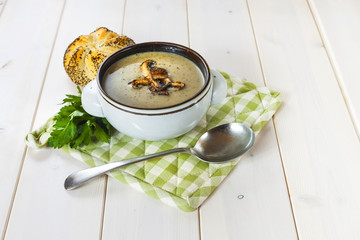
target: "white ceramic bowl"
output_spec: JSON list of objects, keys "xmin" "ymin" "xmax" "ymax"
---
[{"xmin": 82, "ymin": 42, "xmax": 227, "ymax": 141}]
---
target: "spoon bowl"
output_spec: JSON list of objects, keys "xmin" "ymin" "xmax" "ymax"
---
[
  {"xmin": 65, "ymin": 123, "xmax": 255, "ymax": 190},
  {"xmin": 191, "ymin": 123, "xmax": 255, "ymax": 163}
]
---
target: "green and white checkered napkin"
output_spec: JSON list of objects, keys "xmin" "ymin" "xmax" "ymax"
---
[{"xmin": 26, "ymin": 72, "xmax": 281, "ymax": 211}]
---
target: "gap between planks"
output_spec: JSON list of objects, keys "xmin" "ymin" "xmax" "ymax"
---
[
  {"xmin": 185, "ymin": 0, "xmax": 191, "ymax": 48},
  {"xmin": 0, "ymin": 1, "xmax": 67, "ymax": 239},
  {"xmin": 245, "ymin": 0, "xmax": 300, "ymax": 239},
  {"xmin": 99, "ymin": 175, "xmax": 108, "ymax": 240},
  {"xmin": 197, "ymin": 207, "xmax": 202, "ymax": 240},
  {"xmin": 185, "ymin": 1, "xmax": 201, "ymax": 240},
  {"xmin": 100, "ymin": 1, "xmax": 127, "ymax": 239},
  {"xmin": 120, "ymin": 0, "xmax": 127, "ymax": 35},
  {"xmin": 306, "ymin": 0, "xmax": 360, "ymax": 141},
  {"xmin": 0, "ymin": 0, "xmax": 8, "ymax": 20}
]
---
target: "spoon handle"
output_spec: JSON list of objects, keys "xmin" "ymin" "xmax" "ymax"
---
[{"xmin": 64, "ymin": 147, "xmax": 190, "ymax": 190}]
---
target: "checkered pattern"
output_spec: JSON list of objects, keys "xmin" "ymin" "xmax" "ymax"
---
[{"xmin": 26, "ymin": 72, "xmax": 281, "ymax": 211}]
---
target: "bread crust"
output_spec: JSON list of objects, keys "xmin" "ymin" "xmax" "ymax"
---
[{"xmin": 63, "ymin": 27, "xmax": 135, "ymax": 86}]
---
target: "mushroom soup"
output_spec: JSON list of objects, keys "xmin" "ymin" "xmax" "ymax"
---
[{"xmin": 102, "ymin": 52, "xmax": 205, "ymax": 108}]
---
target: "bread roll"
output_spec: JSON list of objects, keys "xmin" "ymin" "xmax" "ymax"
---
[{"xmin": 63, "ymin": 27, "xmax": 135, "ymax": 86}]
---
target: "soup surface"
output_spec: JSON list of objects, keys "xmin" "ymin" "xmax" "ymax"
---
[{"xmin": 103, "ymin": 51, "xmax": 205, "ymax": 108}]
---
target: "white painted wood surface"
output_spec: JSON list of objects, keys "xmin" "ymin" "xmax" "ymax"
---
[
  {"xmin": 248, "ymin": 0, "xmax": 360, "ymax": 239},
  {"xmin": 101, "ymin": 1, "xmax": 199, "ymax": 240},
  {"xmin": 187, "ymin": 0, "xmax": 297, "ymax": 239},
  {"xmin": 1, "ymin": 0, "xmax": 360, "ymax": 239},
  {"xmin": 4, "ymin": 0, "xmax": 124, "ymax": 239},
  {"xmin": 0, "ymin": 0, "xmax": 64, "ymax": 237},
  {"xmin": 307, "ymin": 0, "xmax": 360, "ymax": 138}
]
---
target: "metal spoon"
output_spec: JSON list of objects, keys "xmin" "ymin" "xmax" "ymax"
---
[{"xmin": 64, "ymin": 123, "xmax": 255, "ymax": 190}]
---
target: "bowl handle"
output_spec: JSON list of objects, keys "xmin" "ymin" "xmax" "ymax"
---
[
  {"xmin": 210, "ymin": 69, "xmax": 227, "ymax": 105},
  {"xmin": 81, "ymin": 79, "xmax": 104, "ymax": 117}
]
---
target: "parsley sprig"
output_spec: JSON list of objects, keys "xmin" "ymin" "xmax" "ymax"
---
[{"xmin": 48, "ymin": 87, "xmax": 111, "ymax": 149}]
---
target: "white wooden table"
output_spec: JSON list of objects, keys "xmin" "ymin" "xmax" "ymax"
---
[{"xmin": 1, "ymin": 0, "xmax": 360, "ymax": 239}]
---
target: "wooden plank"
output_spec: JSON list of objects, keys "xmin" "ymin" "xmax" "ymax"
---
[
  {"xmin": 4, "ymin": 0, "xmax": 126, "ymax": 239},
  {"xmin": 187, "ymin": 0, "xmax": 298, "ymax": 239},
  {"xmin": 307, "ymin": 0, "xmax": 360, "ymax": 138},
  {"xmin": 103, "ymin": 177, "xmax": 200, "ymax": 240},
  {"xmin": 101, "ymin": 0, "xmax": 199, "ymax": 239},
  {"xmin": 0, "ymin": 0, "xmax": 64, "ymax": 236},
  {"xmin": 122, "ymin": 0, "xmax": 189, "ymax": 44},
  {"xmin": 247, "ymin": 0, "xmax": 360, "ymax": 239}
]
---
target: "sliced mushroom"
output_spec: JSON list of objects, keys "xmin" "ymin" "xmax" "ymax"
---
[
  {"xmin": 131, "ymin": 59, "xmax": 185, "ymax": 95},
  {"xmin": 128, "ymin": 78, "xmax": 150, "ymax": 88}
]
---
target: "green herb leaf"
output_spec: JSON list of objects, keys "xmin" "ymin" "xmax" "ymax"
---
[
  {"xmin": 47, "ymin": 88, "xmax": 111, "ymax": 149},
  {"xmin": 94, "ymin": 124, "xmax": 110, "ymax": 143}
]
